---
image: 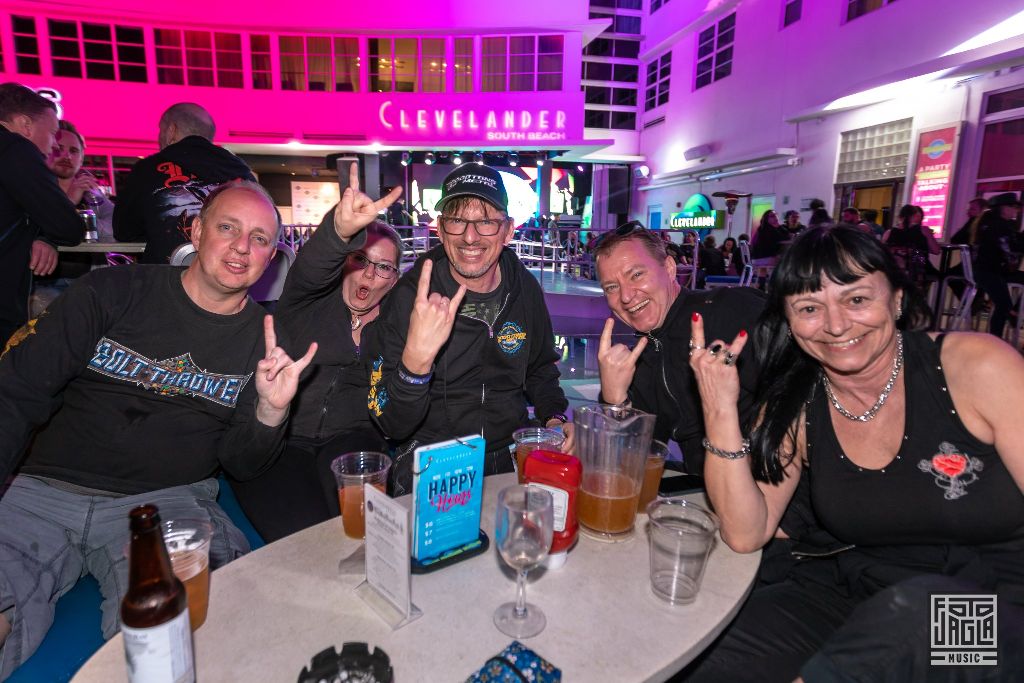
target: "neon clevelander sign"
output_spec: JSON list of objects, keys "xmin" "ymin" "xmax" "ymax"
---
[{"xmin": 379, "ymin": 101, "xmax": 569, "ymax": 141}]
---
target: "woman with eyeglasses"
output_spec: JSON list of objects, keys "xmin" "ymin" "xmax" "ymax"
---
[{"xmin": 232, "ymin": 176, "xmax": 405, "ymax": 541}]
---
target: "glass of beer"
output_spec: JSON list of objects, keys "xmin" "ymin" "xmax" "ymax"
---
[
  {"xmin": 331, "ymin": 452, "xmax": 391, "ymax": 539},
  {"xmin": 637, "ymin": 440, "xmax": 669, "ymax": 512},
  {"xmin": 574, "ymin": 404, "xmax": 655, "ymax": 542},
  {"xmin": 161, "ymin": 518, "xmax": 213, "ymax": 631},
  {"xmin": 512, "ymin": 427, "xmax": 565, "ymax": 484}
]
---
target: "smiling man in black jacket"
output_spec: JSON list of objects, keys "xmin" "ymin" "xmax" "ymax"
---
[{"xmin": 368, "ymin": 164, "xmax": 571, "ymax": 494}]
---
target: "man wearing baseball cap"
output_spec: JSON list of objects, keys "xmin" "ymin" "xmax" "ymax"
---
[{"xmin": 367, "ymin": 164, "xmax": 572, "ymax": 494}]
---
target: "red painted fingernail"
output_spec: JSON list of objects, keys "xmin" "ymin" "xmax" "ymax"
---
[
  {"xmin": 739, "ymin": 329, "xmax": 747, "ymax": 337},
  {"xmin": 692, "ymin": 312, "xmax": 700, "ymax": 322}
]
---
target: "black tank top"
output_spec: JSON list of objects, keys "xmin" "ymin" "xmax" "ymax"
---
[{"xmin": 807, "ymin": 331, "xmax": 1024, "ymax": 549}]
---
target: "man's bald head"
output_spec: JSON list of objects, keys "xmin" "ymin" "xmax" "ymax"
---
[{"xmin": 158, "ymin": 102, "xmax": 215, "ymax": 149}]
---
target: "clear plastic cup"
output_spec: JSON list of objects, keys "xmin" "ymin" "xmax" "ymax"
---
[
  {"xmin": 331, "ymin": 452, "xmax": 391, "ymax": 539},
  {"xmin": 645, "ymin": 498, "xmax": 719, "ymax": 604},
  {"xmin": 162, "ymin": 518, "xmax": 213, "ymax": 631},
  {"xmin": 512, "ymin": 427, "xmax": 565, "ymax": 484},
  {"xmin": 637, "ymin": 440, "xmax": 669, "ymax": 512}
]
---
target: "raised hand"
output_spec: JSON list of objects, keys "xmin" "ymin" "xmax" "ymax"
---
[
  {"xmin": 255, "ymin": 315, "xmax": 317, "ymax": 426},
  {"xmin": 67, "ymin": 172, "xmax": 99, "ymax": 206},
  {"xmin": 597, "ymin": 317, "xmax": 647, "ymax": 405},
  {"xmin": 334, "ymin": 162, "xmax": 403, "ymax": 240},
  {"xmin": 687, "ymin": 312, "xmax": 748, "ymax": 419},
  {"xmin": 401, "ymin": 259, "xmax": 467, "ymax": 375}
]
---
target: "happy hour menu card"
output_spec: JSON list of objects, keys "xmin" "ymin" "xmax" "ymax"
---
[{"xmin": 411, "ymin": 434, "xmax": 485, "ymax": 562}]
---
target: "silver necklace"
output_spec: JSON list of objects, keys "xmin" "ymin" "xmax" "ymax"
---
[
  {"xmin": 350, "ymin": 313, "xmax": 361, "ymax": 331},
  {"xmin": 822, "ymin": 332, "xmax": 903, "ymax": 422}
]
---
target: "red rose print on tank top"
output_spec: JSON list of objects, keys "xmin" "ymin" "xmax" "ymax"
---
[{"xmin": 917, "ymin": 442, "xmax": 983, "ymax": 500}]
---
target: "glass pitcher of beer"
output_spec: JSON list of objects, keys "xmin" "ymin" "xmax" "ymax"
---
[{"xmin": 574, "ymin": 404, "xmax": 655, "ymax": 542}]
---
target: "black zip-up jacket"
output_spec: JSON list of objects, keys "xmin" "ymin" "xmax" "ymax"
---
[
  {"xmin": 367, "ymin": 246, "xmax": 567, "ymax": 455},
  {"xmin": 625, "ymin": 286, "xmax": 765, "ymax": 475},
  {"xmin": 274, "ymin": 208, "xmax": 383, "ymax": 442},
  {"xmin": 0, "ymin": 128, "xmax": 82, "ymax": 343},
  {"xmin": 973, "ymin": 210, "xmax": 1022, "ymax": 274},
  {"xmin": 112, "ymin": 135, "xmax": 255, "ymax": 264}
]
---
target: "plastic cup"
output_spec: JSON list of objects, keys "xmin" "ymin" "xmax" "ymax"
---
[
  {"xmin": 637, "ymin": 440, "xmax": 669, "ymax": 512},
  {"xmin": 645, "ymin": 498, "xmax": 719, "ymax": 605},
  {"xmin": 331, "ymin": 452, "xmax": 391, "ymax": 539},
  {"xmin": 512, "ymin": 427, "xmax": 565, "ymax": 484},
  {"xmin": 162, "ymin": 518, "xmax": 213, "ymax": 631}
]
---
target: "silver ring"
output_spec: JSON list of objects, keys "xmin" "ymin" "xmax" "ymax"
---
[
  {"xmin": 723, "ymin": 354, "xmax": 735, "ymax": 366},
  {"xmin": 688, "ymin": 340, "xmax": 704, "ymax": 351}
]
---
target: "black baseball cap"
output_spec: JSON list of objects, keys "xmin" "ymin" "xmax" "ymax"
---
[{"xmin": 435, "ymin": 164, "xmax": 508, "ymax": 214}]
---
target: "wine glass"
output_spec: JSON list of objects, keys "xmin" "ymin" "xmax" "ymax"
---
[{"xmin": 493, "ymin": 485, "xmax": 554, "ymax": 638}]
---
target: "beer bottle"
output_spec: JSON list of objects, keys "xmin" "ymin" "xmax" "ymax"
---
[{"xmin": 121, "ymin": 504, "xmax": 195, "ymax": 683}]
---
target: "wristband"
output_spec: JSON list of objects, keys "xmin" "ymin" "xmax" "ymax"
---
[
  {"xmin": 702, "ymin": 437, "xmax": 750, "ymax": 460},
  {"xmin": 545, "ymin": 413, "xmax": 568, "ymax": 425},
  {"xmin": 398, "ymin": 364, "xmax": 432, "ymax": 385}
]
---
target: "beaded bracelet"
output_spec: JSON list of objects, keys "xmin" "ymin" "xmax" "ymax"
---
[
  {"xmin": 398, "ymin": 366, "xmax": 433, "ymax": 385},
  {"xmin": 702, "ymin": 437, "xmax": 751, "ymax": 460}
]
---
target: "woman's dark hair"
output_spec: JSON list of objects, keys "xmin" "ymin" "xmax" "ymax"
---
[
  {"xmin": 721, "ymin": 237, "xmax": 737, "ymax": 251},
  {"xmin": 897, "ymin": 203, "xmax": 922, "ymax": 229},
  {"xmin": 747, "ymin": 225, "xmax": 932, "ymax": 483},
  {"xmin": 757, "ymin": 209, "xmax": 777, "ymax": 233},
  {"xmin": 808, "ymin": 208, "xmax": 832, "ymax": 227}
]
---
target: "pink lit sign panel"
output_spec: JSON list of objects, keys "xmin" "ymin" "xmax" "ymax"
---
[{"xmin": 909, "ymin": 123, "xmax": 960, "ymax": 239}]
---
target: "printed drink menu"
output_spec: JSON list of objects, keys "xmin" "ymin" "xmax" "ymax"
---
[{"xmin": 411, "ymin": 434, "xmax": 485, "ymax": 562}]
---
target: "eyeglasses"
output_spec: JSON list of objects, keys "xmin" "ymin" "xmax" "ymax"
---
[
  {"xmin": 590, "ymin": 221, "xmax": 646, "ymax": 251},
  {"xmin": 351, "ymin": 253, "xmax": 399, "ymax": 279},
  {"xmin": 439, "ymin": 215, "xmax": 507, "ymax": 236}
]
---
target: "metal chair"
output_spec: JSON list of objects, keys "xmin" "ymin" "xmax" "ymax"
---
[
  {"xmin": 933, "ymin": 245, "xmax": 976, "ymax": 331},
  {"xmin": 737, "ymin": 240, "xmax": 755, "ymax": 288},
  {"xmin": 249, "ymin": 243, "xmax": 296, "ymax": 303},
  {"xmin": 168, "ymin": 242, "xmax": 197, "ymax": 266},
  {"xmin": 1005, "ymin": 282, "xmax": 1024, "ymax": 347}
]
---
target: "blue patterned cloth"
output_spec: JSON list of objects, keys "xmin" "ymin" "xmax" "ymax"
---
[{"xmin": 466, "ymin": 641, "xmax": 561, "ymax": 682}]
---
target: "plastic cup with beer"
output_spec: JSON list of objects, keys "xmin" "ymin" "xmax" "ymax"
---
[
  {"xmin": 645, "ymin": 498, "xmax": 719, "ymax": 604},
  {"xmin": 512, "ymin": 427, "xmax": 566, "ymax": 484},
  {"xmin": 637, "ymin": 440, "xmax": 669, "ymax": 512},
  {"xmin": 331, "ymin": 451, "xmax": 391, "ymax": 539},
  {"xmin": 573, "ymin": 404, "xmax": 655, "ymax": 542},
  {"xmin": 161, "ymin": 518, "xmax": 213, "ymax": 631}
]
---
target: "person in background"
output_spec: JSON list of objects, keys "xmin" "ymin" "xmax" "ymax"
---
[
  {"xmin": 684, "ymin": 225, "xmax": 1023, "ymax": 681},
  {"xmin": 0, "ymin": 82, "xmax": 81, "ymax": 345},
  {"xmin": 594, "ymin": 224, "xmax": 763, "ymax": 476},
  {"xmin": 859, "ymin": 208, "xmax": 884, "ymax": 239},
  {"xmin": 751, "ymin": 210, "xmax": 788, "ymax": 267},
  {"xmin": 113, "ymin": 102, "xmax": 256, "ymax": 264},
  {"xmin": 700, "ymin": 234, "xmax": 726, "ymax": 279},
  {"xmin": 32, "ymin": 119, "xmax": 117, "ymax": 314},
  {"xmin": 720, "ymin": 236, "xmax": 738, "ymax": 275},
  {"xmin": 0, "ymin": 181, "xmax": 315, "ymax": 679},
  {"xmin": 807, "ymin": 207, "xmax": 833, "ymax": 229},
  {"xmin": 783, "ymin": 210, "xmax": 804, "ymax": 237},
  {"xmin": 971, "ymin": 193, "xmax": 1024, "ymax": 339},
  {"xmin": 883, "ymin": 204, "xmax": 940, "ymax": 287},
  {"xmin": 233, "ymin": 164, "xmax": 404, "ymax": 541},
  {"xmin": 367, "ymin": 164, "xmax": 572, "ymax": 494}
]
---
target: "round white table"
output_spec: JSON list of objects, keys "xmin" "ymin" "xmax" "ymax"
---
[{"xmin": 72, "ymin": 474, "xmax": 759, "ymax": 682}]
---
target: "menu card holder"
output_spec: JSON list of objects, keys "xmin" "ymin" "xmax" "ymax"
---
[
  {"xmin": 355, "ymin": 485, "xmax": 422, "ymax": 630},
  {"xmin": 410, "ymin": 435, "xmax": 487, "ymax": 573}
]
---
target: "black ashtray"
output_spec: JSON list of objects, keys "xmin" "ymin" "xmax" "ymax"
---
[{"xmin": 298, "ymin": 642, "xmax": 393, "ymax": 683}]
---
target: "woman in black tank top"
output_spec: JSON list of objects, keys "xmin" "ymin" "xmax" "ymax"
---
[{"xmin": 682, "ymin": 226, "xmax": 1024, "ymax": 682}]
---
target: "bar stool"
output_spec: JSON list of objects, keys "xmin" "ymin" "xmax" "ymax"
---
[{"xmin": 933, "ymin": 245, "xmax": 976, "ymax": 331}]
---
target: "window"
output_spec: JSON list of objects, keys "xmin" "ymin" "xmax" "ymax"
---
[
  {"xmin": 420, "ymin": 38, "xmax": 445, "ymax": 92},
  {"xmin": 585, "ymin": 110, "xmax": 610, "ymax": 128},
  {"xmin": 645, "ymin": 51, "xmax": 670, "ymax": 111},
  {"xmin": 985, "ymin": 87, "xmax": 1024, "ymax": 115},
  {"xmin": 611, "ymin": 111, "xmax": 636, "ymax": 130},
  {"xmin": 585, "ymin": 85, "xmax": 610, "ymax": 104},
  {"xmin": 155, "ymin": 29, "xmax": 242, "ymax": 88},
  {"xmin": 482, "ymin": 35, "xmax": 562, "ymax": 92},
  {"xmin": 584, "ymin": 39, "xmax": 639, "ymax": 58},
  {"xmin": 846, "ymin": 0, "xmax": 896, "ymax": 23},
  {"xmin": 583, "ymin": 61, "xmax": 612, "ymax": 81},
  {"xmin": 48, "ymin": 20, "xmax": 146, "ymax": 82},
  {"xmin": 612, "ymin": 63, "xmax": 638, "ymax": 83},
  {"xmin": 368, "ymin": 38, "xmax": 417, "ymax": 93},
  {"xmin": 614, "ymin": 40, "xmax": 640, "ymax": 58},
  {"xmin": 251, "ymin": 35, "xmax": 272, "ymax": 89},
  {"xmin": 281, "ymin": 35, "xmax": 360, "ymax": 92},
  {"xmin": 782, "ymin": 0, "xmax": 802, "ymax": 27},
  {"xmin": 695, "ymin": 12, "xmax": 735, "ymax": 90},
  {"xmin": 978, "ymin": 118, "xmax": 1024, "ymax": 181},
  {"xmin": 612, "ymin": 87, "xmax": 637, "ymax": 106},
  {"xmin": 836, "ymin": 118, "xmax": 912, "ymax": 184},
  {"xmin": 584, "ymin": 38, "xmax": 611, "ymax": 57},
  {"xmin": 454, "ymin": 38, "xmax": 474, "ymax": 92},
  {"xmin": 652, "ymin": 0, "xmax": 670, "ymax": 13},
  {"xmin": 613, "ymin": 16, "xmax": 641, "ymax": 35},
  {"xmin": 11, "ymin": 16, "xmax": 40, "ymax": 74}
]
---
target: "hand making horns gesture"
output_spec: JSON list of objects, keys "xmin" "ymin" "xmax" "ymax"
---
[
  {"xmin": 334, "ymin": 161, "xmax": 403, "ymax": 240},
  {"xmin": 255, "ymin": 315, "xmax": 318, "ymax": 426},
  {"xmin": 401, "ymin": 259, "xmax": 468, "ymax": 375},
  {"xmin": 597, "ymin": 317, "xmax": 648, "ymax": 405},
  {"xmin": 687, "ymin": 312, "xmax": 748, "ymax": 416}
]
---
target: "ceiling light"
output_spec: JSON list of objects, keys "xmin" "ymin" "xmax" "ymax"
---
[
  {"xmin": 400, "ymin": 152, "xmax": 410, "ymax": 166},
  {"xmin": 537, "ymin": 158, "xmax": 545, "ymax": 167},
  {"xmin": 424, "ymin": 152, "xmax": 436, "ymax": 165},
  {"xmin": 452, "ymin": 152, "xmax": 463, "ymax": 165},
  {"xmin": 508, "ymin": 152, "xmax": 519, "ymax": 167},
  {"xmin": 474, "ymin": 152, "xmax": 484, "ymax": 165}
]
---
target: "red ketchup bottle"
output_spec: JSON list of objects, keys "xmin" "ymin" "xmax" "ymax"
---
[{"xmin": 524, "ymin": 450, "xmax": 582, "ymax": 569}]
